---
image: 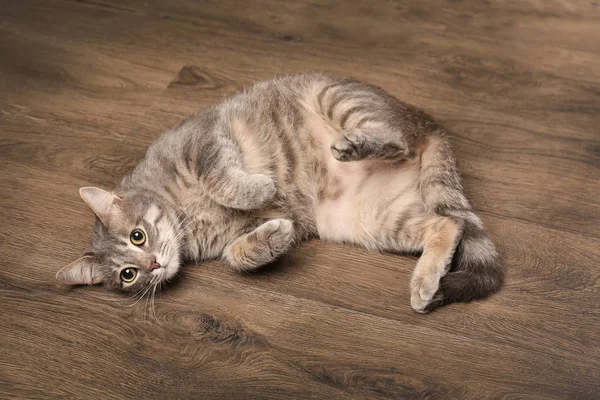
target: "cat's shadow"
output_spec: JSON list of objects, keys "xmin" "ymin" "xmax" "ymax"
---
[
  {"xmin": 244, "ymin": 255, "xmax": 294, "ymax": 277},
  {"xmin": 160, "ymin": 253, "xmax": 296, "ymax": 298}
]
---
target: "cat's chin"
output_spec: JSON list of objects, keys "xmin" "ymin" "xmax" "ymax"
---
[{"xmin": 152, "ymin": 260, "xmax": 179, "ymax": 282}]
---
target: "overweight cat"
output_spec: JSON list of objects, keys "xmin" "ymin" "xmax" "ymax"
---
[{"xmin": 57, "ymin": 73, "xmax": 504, "ymax": 313}]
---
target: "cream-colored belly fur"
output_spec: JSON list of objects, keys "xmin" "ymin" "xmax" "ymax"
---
[{"xmin": 315, "ymin": 137, "xmax": 422, "ymax": 249}]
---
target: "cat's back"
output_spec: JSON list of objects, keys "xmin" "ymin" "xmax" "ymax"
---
[{"xmin": 220, "ymin": 73, "xmax": 336, "ymax": 117}]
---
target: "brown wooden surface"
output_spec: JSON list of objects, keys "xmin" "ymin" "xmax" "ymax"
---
[{"xmin": 1, "ymin": 1, "xmax": 599, "ymax": 399}]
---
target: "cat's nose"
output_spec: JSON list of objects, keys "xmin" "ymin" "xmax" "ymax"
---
[{"xmin": 149, "ymin": 256, "xmax": 161, "ymax": 271}]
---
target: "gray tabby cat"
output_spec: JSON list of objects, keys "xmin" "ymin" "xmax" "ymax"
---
[{"xmin": 57, "ymin": 73, "xmax": 503, "ymax": 313}]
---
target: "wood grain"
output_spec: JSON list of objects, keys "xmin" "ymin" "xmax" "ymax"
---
[{"xmin": 1, "ymin": 0, "xmax": 599, "ymax": 399}]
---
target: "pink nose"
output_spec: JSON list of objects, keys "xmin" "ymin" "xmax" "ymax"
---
[{"xmin": 149, "ymin": 256, "xmax": 161, "ymax": 271}]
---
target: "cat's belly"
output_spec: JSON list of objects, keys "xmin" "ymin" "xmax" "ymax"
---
[{"xmin": 314, "ymin": 152, "xmax": 421, "ymax": 248}]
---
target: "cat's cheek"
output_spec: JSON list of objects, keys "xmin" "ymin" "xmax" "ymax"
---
[{"xmin": 163, "ymin": 260, "xmax": 180, "ymax": 281}]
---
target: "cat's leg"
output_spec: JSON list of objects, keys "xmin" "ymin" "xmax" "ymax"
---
[
  {"xmin": 331, "ymin": 126, "xmax": 414, "ymax": 162},
  {"xmin": 381, "ymin": 208, "xmax": 463, "ymax": 313},
  {"xmin": 204, "ymin": 168, "xmax": 276, "ymax": 211},
  {"xmin": 223, "ymin": 219, "xmax": 295, "ymax": 271},
  {"xmin": 199, "ymin": 120, "xmax": 277, "ymax": 210},
  {"xmin": 408, "ymin": 215, "xmax": 463, "ymax": 313},
  {"xmin": 318, "ymin": 78, "xmax": 432, "ymax": 163}
]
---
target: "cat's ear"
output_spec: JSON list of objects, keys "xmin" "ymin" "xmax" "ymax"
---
[
  {"xmin": 56, "ymin": 255, "xmax": 104, "ymax": 285},
  {"xmin": 79, "ymin": 187, "xmax": 121, "ymax": 225}
]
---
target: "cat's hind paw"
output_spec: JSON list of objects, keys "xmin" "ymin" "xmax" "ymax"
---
[
  {"xmin": 410, "ymin": 274, "xmax": 442, "ymax": 314},
  {"xmin": 330, "ymin": 131, "xmax": 365, "ymax": 162},
  {"xmin": 331, "ymin": 129, "xmax": 411, "ymax": 162}
]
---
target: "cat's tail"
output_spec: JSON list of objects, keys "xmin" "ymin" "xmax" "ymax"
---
[
  {"xmin": 419, "ymin": 133, "xmax": 504, "ymax": 306},
  {"xmin": 440, "ymin": 214, "xmax": 504, "ymax": 304}
]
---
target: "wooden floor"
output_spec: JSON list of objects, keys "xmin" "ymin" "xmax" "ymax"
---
[{"xmin": 1, "ymin": 1, "xmax": 599, "ymax": 399}]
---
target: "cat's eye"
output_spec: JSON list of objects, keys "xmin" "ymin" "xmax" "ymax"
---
[
  {"xmin": 130, "ymin": 229, "xmax": 146, "ymax": 246},
  {"xmin": 120, "ymin": 268, "xmax": 138, "ymax": 283}
]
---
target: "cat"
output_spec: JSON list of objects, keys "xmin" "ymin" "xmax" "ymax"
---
[{"xmin": 57, "ymin": 73, "xmax": 504, "ymax": 313}]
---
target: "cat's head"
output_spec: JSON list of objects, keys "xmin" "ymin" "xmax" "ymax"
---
[{"xmin": 57, "ymin": 187, "xmax": 182, "ymax": 292}]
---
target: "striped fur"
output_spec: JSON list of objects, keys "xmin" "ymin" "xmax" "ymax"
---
[{"xmin": 57, "ymin": 73, "xmax": 504, "ymax": 313}]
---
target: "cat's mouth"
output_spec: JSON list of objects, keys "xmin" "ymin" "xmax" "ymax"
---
[{"xmin": 152, "ymin": 258, "xmax": 178, "ymax": 281}]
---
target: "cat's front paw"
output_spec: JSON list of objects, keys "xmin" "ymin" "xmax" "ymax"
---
[
  {"xmin": 246, "ymin": 174, "xmax": 277, "ymax": 208},
  {"xmin": 410, "ymin": 273, "xmax": 441, "ymax": 313},
  {"xmin": 258, "ymin": 219, "xmax": 294, "ymax": 254}
]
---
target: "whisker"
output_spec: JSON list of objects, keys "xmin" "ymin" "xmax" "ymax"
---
[
  {"xmin": 151, "ymin": 283, "xmax": 159, "ymax": 326},
  {"xmin": 175, "ymin": 217, "xmax": 197, "ymax": 241},
  {"xmin": 144, "ymin": 278, "xmax": 158, "ymax": 321},
  {"xmin": 125, "ymin": 284, "xmax": 154, "ymax": 308}
]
